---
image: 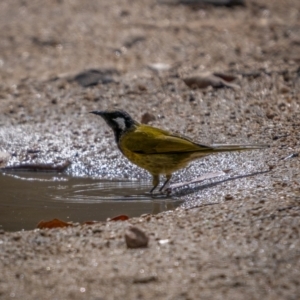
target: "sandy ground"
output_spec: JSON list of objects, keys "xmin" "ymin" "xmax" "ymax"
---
[{"xmin": 0, "ymin": 0, "xmax": 300, "ymax": 299}]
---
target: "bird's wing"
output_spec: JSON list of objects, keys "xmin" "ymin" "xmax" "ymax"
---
[{"xmin": 121, "ymin": 125, "xmax": 212, "ymax": 154}]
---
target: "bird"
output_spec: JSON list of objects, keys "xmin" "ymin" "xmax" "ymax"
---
[{"xmin": 90, "ymin": 110, "xmax": 268, "ymax": 193}]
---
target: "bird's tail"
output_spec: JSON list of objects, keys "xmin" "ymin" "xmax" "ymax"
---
[{"xmin": 210, "ymin": 143, "xmax": 269, "ymax": 153}]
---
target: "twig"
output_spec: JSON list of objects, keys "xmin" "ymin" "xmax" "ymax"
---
[{"xmin": 1, "ymin": 160, "xmax": 71, "ymax": 172}]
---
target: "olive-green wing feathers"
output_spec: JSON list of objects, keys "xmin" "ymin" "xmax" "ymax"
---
[{"xmin": 121, "ymin": 125, "xmax": 212, "ymax": 154}]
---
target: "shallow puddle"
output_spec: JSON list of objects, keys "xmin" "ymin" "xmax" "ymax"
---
[{"xmin": 0, "ymin": 172, "xmax": 182, "ymax": 232}]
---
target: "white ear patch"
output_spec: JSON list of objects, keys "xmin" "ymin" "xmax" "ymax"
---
[{"xmin": 113, "ymin": 117, "xmax": 126, "ymax": 130}]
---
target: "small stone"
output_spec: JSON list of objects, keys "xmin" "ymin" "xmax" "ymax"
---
[
  {"xmin": 72, "ymin": 68, "xmax": 118, "ymax": 87},
  {"xmin": 213, "ymin": 72, "xmax": 237, "ymax": 82},
  {"xmin": 225, "ymin": 194, "xmax": 234, "ymax": 201},
  {"xmin": 140, "ymin": 214, "xmax": 150, "ymax": 218},
  {"xmin": 12, "ymin": 235, "xmax": 21, "ymax": 241},
  {"xmin": 183, "ymin": 73, "xmax": 239, "ymax": 90},
  {"xmin": 141, "ymin": 112, "xmax": 156, "ymax": 124},
  {"xmin": 279, "ymin": 85, "xmax": 290, "ymax": 94},
  {"xmin": 125, "ymin": 226, "xmax": 149, "ymax": 248},
  {"xmin": 147, "ymin": 63, "xmax": 171, "ymax": 72},
  {"xmin": 189, "ymin": 93, "xmax": 196, "ymax": 102},
  {"xmin": 123, "ymin": 35, "xmax": 145, "ymax": 48},
  {"xmin": 266, "ymin": 111, "xmax": 277, "ymax": 120},
  {"xmin": 268, "ymin": 164, "xmax": 276, "ymax": 170},
  {"xmin": 158, "ymin": 239, "xmax": 169, "ymax": 245},
  {"xmin": 138, "ymin": 84, "xmax": 147, "ymax": 92},
  {"xmin": 0, "ymin": 151, "xmax": 11, "ymax": 168},
  {"xmin": 133, "ymin": 275, "xmax": 157, "ymax": 284}
]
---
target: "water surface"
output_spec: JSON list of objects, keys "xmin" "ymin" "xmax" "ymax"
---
[{"xmin": 0, "ymin": 172, "xmax": 181, "ymax": 231}]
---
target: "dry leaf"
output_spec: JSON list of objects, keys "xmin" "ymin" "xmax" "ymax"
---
[
  {"xmin": 110, "ymin": 215, "xmax": 129, "ymax": 221},
  {"xmin": 37, "ymin": 218, "xmax": 73, "ymax": 229}
]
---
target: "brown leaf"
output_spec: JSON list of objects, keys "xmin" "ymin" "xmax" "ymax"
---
[
  {"xmin": 125, "ymin": 226, "xmax": 149, "ymax": 248},
  {"xmin": 110, "ymin": 215, "xmax": 129, "ymax": 221},
  {"xmin": 37, "ymin": 218, "xmax": 73, "ymax": 229}
]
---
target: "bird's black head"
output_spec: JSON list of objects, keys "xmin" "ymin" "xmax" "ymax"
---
[{"xmin": 90, "ymin": 110, "xmax": 138, "ymax": 142}]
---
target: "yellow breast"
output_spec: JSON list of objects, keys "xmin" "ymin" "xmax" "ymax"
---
[{"xmin": 120, "ymin": 146, "xmax": 192, "ymax": 176}]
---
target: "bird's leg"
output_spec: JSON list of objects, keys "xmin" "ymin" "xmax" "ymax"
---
[
  {"xmin": 159, "ymin": 174, "xmax": 172, "ymax": 192},
  {"xmin": 150, "ymin": 175, "xmax": 160, "ymax": 194}
]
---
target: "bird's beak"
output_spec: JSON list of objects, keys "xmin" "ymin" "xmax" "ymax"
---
[{"xmin": 90, "ymin": 111, "xmax": 104, "ymax": 116}]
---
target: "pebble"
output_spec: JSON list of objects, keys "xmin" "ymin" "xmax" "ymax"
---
[
  {"xmin": 141, "ymin": 112, "xmax": 156, "ymax": 124},
  {"xmin": 0, "ymin": 151, "xmax": 11, "ymax": 168},
  {"xmin": 125, "ymin": 226, "xmax": 149, "ymax": 248},
  {"xmin": 279, "ymin": 84, "xmax": 290, "ymax": 94}
]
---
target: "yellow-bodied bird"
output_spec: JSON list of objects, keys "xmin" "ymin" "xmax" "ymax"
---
[{"xmin": 91, "ymin": 110, "xmax": 268, "ymax": 193}]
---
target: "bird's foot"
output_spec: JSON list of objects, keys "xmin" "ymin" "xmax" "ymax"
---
[
  {"xmin": 149, "ymin": 192, "xmax": 169, "ymax": 199},
  {"xmin": 159, "ymin": 180, "xmax": 171, "ymax": 193}
]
